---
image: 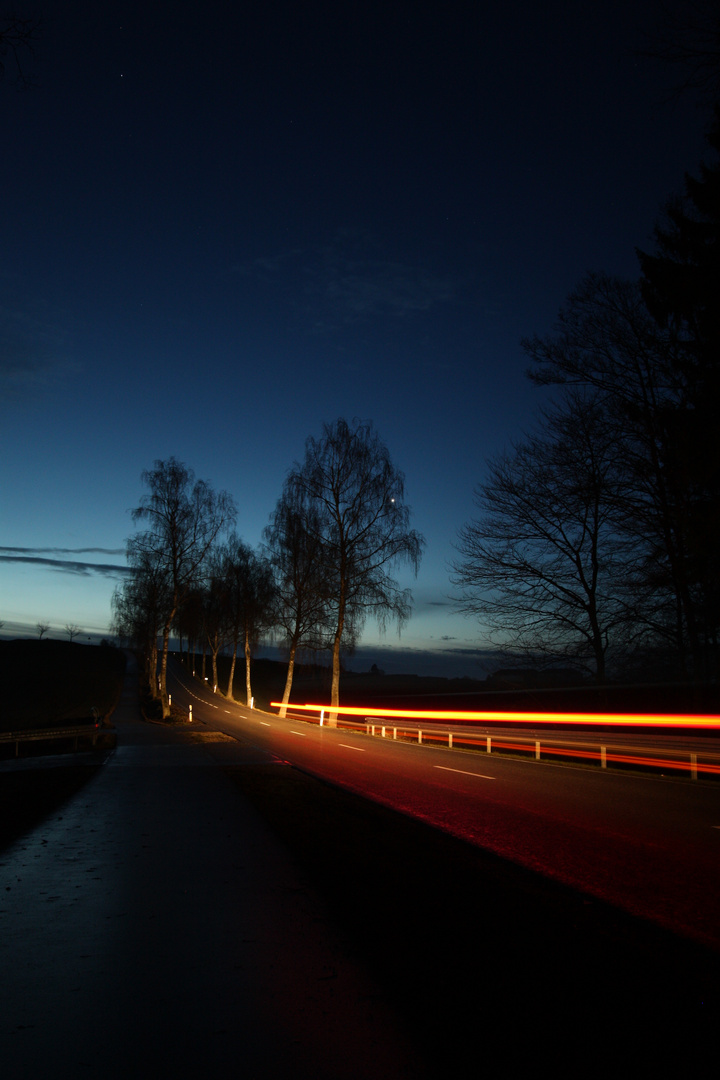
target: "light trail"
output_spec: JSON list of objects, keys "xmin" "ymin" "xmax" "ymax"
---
[{"xmin": 270, "ymin": 702, "xmax": 720, "ymax": 729}]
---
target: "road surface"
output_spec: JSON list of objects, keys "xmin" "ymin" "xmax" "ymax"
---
[{"xmin": 169, "ymin": 661, "xmax": 720, "ymax": 952}]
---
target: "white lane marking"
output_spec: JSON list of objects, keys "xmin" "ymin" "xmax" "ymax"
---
[
  {"xmin": 259, "ymin": 721, "xmax": 271, "ymax": 727},
  {"xmin": 339, "ymin": 743, "xmax": 366, "ymax": 752},
  {"xmin": 434, "ymin": 765, "xmax": 495, "ymax": 780},
  {"xmin": 290, "ymin": 730, "xmax": 306, "ymax": 736}
]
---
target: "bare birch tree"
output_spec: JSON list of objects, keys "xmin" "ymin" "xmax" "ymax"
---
[
  {"xmin": 129, "ymin": 458, "xmax": 235, "ymax": 716},
  {"xmin": 264, "ymin": 480, "xmax": 333, "ymax": 716},
  {"xmin": 289, "ymin": 418, "xmax": 424, "ymax": 720}
]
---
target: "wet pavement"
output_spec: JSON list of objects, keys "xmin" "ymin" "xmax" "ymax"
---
[{"xmin": 0, "ymin": 658, "xmax": 425, "ymax": 1079}]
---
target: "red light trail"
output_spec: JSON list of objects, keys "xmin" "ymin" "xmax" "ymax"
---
[{"xmin": 270, "ymin": 702, "xmax": 720, "ymax": 729}]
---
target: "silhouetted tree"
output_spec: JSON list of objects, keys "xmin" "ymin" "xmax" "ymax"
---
[
  {"xmin": 0, "ymin": 12, "xmax": 41, "ymax": 88},
  {"xmin": 526, "ymin": 272, "xmax": 717, "ymax": 677},
  {"xmin": 289, "ymin": 418, "xmax": 424, "ymax": 719},
  {"xmin": 112, "ymin": 540, "xmax": 171, "ymax": 685},
  {"xmin": 264, "ymin": 480, "xmax": 334, "ymax": 716},
  {"xmin": 36, "ymin": 622, "xmax": 49, "ymax": 639},
  {"xmin": 639, "ymin": 2, "xmax": 720, "ymax": 103},
  {"xmin": 222, "ymin": 540, "xmax": 276, "ymax": 708},
  {"xmin": 636, "ymin": 111, "xmax": 720, "ymax": 674},
  {"xmin": 452, "ymin": 394, "xmax": 634, "ymax": 681},
  {"xmin": 175, "ymin": 586, "xmax": 206, "ymax": 672},
  {"xmin": 129, "ymin": 458, "xmax": 236, "ymax": 716}
]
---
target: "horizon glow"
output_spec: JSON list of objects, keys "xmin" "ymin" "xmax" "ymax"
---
[{"xmin": 270, "ymin": 703, "xmax": 720, "ymax": 729}]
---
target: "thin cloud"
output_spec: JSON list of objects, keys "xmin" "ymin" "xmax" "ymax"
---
[{"xmin": 0, "ymin": 547, "xmax": 129, "ymax": 579}]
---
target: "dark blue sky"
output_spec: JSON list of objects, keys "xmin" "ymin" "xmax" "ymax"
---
[{"xmin": 0, "ymin": 1, "xmax": 711, "ymax": 675}]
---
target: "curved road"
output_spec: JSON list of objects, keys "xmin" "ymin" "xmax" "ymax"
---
[{"xmin": 169, "ymin": 662, "xmax": 720, "ymax": 952}]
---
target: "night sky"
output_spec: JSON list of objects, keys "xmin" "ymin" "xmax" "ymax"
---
[{"xmin": 0, "ymin": 1, "xmax": 711, "ymax": 676}]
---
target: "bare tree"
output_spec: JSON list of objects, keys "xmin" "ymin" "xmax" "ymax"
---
[
  {"xmin": 129, "ymin": 458, "xmax": 236, "ymax": 716},
  {"xmin": 200, "ymin": 545, "xmax": 233, "ymax": 694},
  {"xmin": 452, "ymin": 395, "xmax": 635, "ymax": 681},
  {"xmin": 525, "ymin": 272, "xmax": 714, "ymax": 677},
  {"xmin": 264, "ymin": 480, "xmax": 334, "ymax": 716},
  {"xmin": 113, "ymin": 539, "xmax": 171, "ymax": 688},
  {"xmin": 175, "ymin": 585, "xmax": 209, "ymax": 674},
  {"xmin": 222, "ymin": 538, "xmax": 276, "ymax": 706},
  {"xmin": 0, "ymin": 12, "xmax": 41, "ymax": 88},
  {"xmin": 639, "ymin": 2, "xmax": 720, "ymax": 103},
  {"xmin": 64, "ymin": 624, "xmax": 81, "ymax": 644},
  {"xmin": 36, "ymin": 621, "xmax": 49, "ymax": 639},
  {"xmin": 289, "ymin": 418, "xmax": 424, "ymax": 719}
]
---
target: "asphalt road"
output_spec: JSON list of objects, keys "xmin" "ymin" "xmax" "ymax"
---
[{"xmin": 169, "ymin": 662, "xmax": 720, "ymax": 953}]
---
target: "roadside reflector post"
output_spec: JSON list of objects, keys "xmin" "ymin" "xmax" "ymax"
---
[
  {"xmin": 691, "ymin": 753, "xmax": 698, "ymax": 780},
  {"xmin": 320, "ymin": 710, "xmax": 324, "ymax": 726},
  {"xmin": 393, "ymin": 727, "xmax": 397, "ymax": 740},
  {"xmin": 169, "ymin": 694, "xmax": 171, "ymax": 707},
  {"xmin": 487, "ymin": 736, "xmax": 491, "ymax": 754},
  {"xmin": 449, "ymin": 732, "xmax": 453, "ymax": 749},
  {"xmin": 250, "ymin": 696, "xmax": 254, "ymax": 709},
  {"xmin": 189, "ymin": 704, "xmax": 193, "ymax": 723},
  {"xmin": 601, "ymin": 746, "xmax": 607, "ymax": 769},
  {"xmin": 418, "ymin": 729, "xmax": 422, "ymax": 744},
  {"xmin": 381, "ymin": 725, "xmax": 386, "ymax": 738},
  {"xmin": 535, "ymin": 740, "xmax": 541, "ymax": 760}
]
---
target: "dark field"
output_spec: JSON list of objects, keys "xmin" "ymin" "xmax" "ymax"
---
[
  {"xmin": 0, "ymin": 639, "xmax": 126, "ymax": 731},
  {"xmin": 0, "ymin": 641, "xmax": 124, "ymax": 846}
]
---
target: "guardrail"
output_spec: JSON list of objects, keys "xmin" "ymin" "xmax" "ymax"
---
[
  {"xmin": 0, "ymin": 722, "xmax": 107, "ymax": 759},
  {"xmin": 361, "ymin": 719, "xmax": 720, "ymax": 780},
  {"xmin": 279, "ymin": 709, "xmax": 720, "ymax": 780}
]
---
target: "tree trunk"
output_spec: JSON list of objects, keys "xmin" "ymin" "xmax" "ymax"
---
[
  {"xmin": 160, "ymin": 620, "xmax": 171, "ymax": 717},
  {"xmin": 227, "ymin": 640, "xmax": 238, "ymax": 700},
  {"xmin": 211, "ymin": 645, "xmax": 219, "ymax": 694},
  {"xmin": 245, "ymin": 628, "xmax": 253, "ymax": 706},
  {"xmin": 328, "ymin": 586, "xmax": 346, "ymax": 725},
  {"xmin": 279, "ymin": 639, "xmax": 298, "ymax": 718}
]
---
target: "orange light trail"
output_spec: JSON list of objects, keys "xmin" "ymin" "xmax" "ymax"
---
[{"xmin": 270, "ymin": 702, "xmax": 720, "ymax": 729}]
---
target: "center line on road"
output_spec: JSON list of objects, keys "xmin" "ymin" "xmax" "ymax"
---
[
  {"xmin": 339, "ymin": 743, "xmax": 365, "ymax": 752},
  {"xmin": 434, "ymin": 765, "xmax": 495, "ymax": 780}
]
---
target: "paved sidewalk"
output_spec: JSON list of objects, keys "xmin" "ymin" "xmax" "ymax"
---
[{"xmin": 0, "ymin": 657, "xmax": 425, "ymax": 1079}]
